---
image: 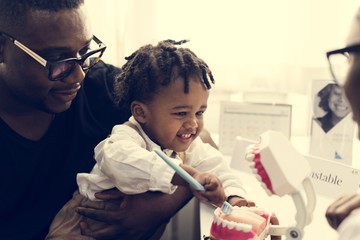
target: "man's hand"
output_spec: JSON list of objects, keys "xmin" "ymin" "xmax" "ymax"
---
[
  {"xmin": 227, "ymin": 196, "xmax": 256, "ymax": 207},
  {"xmin": 76, "ymin": 187, "xmax": 192, "ymax": 240},
  {"xmin": 326, "ymin": 193, "xmax": 360, "ymax": 230}
]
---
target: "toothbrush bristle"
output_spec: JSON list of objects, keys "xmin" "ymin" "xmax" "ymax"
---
[{"xmin": 221, "ymin": 201, "xmax": 233, "ymax": 214}]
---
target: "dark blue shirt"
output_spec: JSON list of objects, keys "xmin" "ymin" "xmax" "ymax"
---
[{"xmin": 0, "ymin": 61, "xmax": 130, "ymax": 240}]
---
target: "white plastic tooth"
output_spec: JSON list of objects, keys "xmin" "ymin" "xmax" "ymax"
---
[
  {"xmin": 213, "ymin": 209, "xmax": 222, "ymax": 225},
  {"xmin": 245, "ymin": 148, "xmax": 255, "ymax": 156},
  {"xmin": 255, "ymin": 174, "xmax": 262, "ymax": 182},
  {"xmin": 214, "ymin": 214, "xmax": 221, "ymax": 225},
  {"xmin": 235, "ymin": 222, "xmax": 252, "ymax": 232},
  {"xmin": 245, "ymin": 153, "xmax": 254, "ymax": 161},
  {"xmin": 216, "ymin": 218, "xmax": 222, "ymax": 225},
  {"xmin": 264, "ymin": 187, "xmax": 272, "ymax": 196},
  {"xmin": 226, "ymin": 221, "xmax": 236, "ymax": 230},
  {"xmin": 260, "ymin": 182, "xmax": 268, "ymax": 190},
  {"xmin": 248, "ymin": 162, "xmax": 255, "ymax": 168},
  {"xmin": 245, "ymin": 145, "xmax": 254, "ymax": 153}
]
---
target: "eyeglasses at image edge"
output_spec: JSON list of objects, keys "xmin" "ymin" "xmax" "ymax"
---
[
  {"xmin": 326, "ymin": 44, "xmax": 360, "ymax": 84},
  {"xmin": 0, "ymin": 31, "xmax": 106, "ymax": 81}
]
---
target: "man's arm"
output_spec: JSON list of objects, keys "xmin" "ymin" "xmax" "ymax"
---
[{"xmin": 76, "ymin": 187, "xmax": 193, "ymax": 240}]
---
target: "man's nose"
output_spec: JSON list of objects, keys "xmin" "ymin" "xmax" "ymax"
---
[{"xmin": 61, "ymin": 64, "xmax": 86, "ymax": 84}]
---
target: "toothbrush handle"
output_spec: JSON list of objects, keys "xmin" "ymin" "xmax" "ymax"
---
[{"xmin": 154, "ymin": 149, "xmax": 206, "ymax": 192}]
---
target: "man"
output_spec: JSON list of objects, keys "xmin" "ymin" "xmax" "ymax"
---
[
  {"xmin": 325, "ymin": 6, "xmax": 360, "ymax": 239},
  {"xmin": 0, "ymin": 1, "xmax": 193, "ymax": 239}
]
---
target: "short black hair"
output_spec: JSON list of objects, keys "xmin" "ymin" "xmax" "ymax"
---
[
  {"xmin": 0, "ymin": 0, "xmax": 84, "ymax": 30},
  {"xmin": 113, "ymin": 39, "xmax": 215, "ymax": 110}
]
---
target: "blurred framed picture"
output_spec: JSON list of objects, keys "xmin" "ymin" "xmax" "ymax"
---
[{"xmin": 310, "ymin": 79, "xmax": 355, "ymax": 165}]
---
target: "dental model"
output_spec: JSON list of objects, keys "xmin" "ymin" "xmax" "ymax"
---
[
  {"xmin": 209, "ymin": 206, "xmax": 271, "ymax": 240},
  {"xmin": 245, "ymin": 130, "xmax": 311, "ymax": 197},
  {"xmin": 206, "ymin": 130, "xmax": 316, "ymax": 240},
  {"xmin": 244, "ymin": 130, "xmax": 316, "ymax": 240}
]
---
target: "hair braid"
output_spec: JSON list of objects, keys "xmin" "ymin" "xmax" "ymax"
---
[{"xmin": 113, "ymin": 39, "xmax": 215, "ymax": 111}]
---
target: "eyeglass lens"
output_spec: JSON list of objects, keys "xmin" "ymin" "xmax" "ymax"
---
[
  {"xmin": 50, "ymin": 61, "xmax": 77, "ymax": 80},
  {"xmin": 49, "ymin": 39, "xmax": 104, "ymax": 81},
  {"xmin": 329, "ymin": 53, "xmax": 350, "ymax": 85}
]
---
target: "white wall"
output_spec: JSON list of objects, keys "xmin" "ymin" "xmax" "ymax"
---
[
  {"xmin": 85, "ymin": 0, "xmax": 360, "ymax": 137},
  {"xmin": 86, "ymin": 0, "xmax": 359, "ymax": 90}
]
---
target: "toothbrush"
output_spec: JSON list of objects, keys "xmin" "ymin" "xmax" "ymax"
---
[
  {"xmin": 220, "ymin": 200, "xmax": 233, "ymax": 214},
  {"xmin": 153, "ymin": 148, "xmax": 205, "ymax": 192},
  {"xmin": 154, "ymin": 148, "xmax": 233, "ymax": 212}
]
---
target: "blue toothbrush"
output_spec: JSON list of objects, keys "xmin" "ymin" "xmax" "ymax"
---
[
  {"xmin": 153, "ymin": 148, "xmax": 206, "ymax": 192},
  {"xmin": 220, "ymin": 201, "xmax": 233, "ymax": 214},
  {"xmin": 154, "ymin": 149, "xmax": 233, "ymax": 213}
]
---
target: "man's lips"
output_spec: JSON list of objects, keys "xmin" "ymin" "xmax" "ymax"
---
[{"xmin": 51, "ymin": 84, "xmax": 81, "ymax": 102}]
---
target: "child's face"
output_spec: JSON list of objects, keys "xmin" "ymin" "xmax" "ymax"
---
[{"xmin": 141, "ymin": 75, "xmax": 209, "ymax": 152}]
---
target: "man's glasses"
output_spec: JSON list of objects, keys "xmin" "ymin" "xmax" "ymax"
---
[
  {"xmin": 0, "ymin": 31, "xmax": 106, "ymax": 81},
  {"xmin": 326, "ymin": 44, "xmax": 360, "ymax": 85}
]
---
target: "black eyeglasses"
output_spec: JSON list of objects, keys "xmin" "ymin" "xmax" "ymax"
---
[
  {"xmin": 326, "ymin": 44, "xmax": 360, "ymax": 85},
  {"xmin": 0, "ymin": 31, "xmax": 106, "ymax": 81}
]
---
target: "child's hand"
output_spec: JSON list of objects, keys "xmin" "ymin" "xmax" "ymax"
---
[{"xmin": 191, "ymin": 172, "xmax": 226, "ymax": 206}]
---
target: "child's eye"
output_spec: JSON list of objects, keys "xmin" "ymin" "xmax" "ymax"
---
[
  {"xmin": 196, "ymin": 111, "xmax": 205, "ymax": 116},
  {"xmin": 174, "ymin": 112, "xmax": 187, "ymax": 116}
]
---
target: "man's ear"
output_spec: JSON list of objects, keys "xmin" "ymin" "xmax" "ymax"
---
[{"xmin": 131, "ymin": 101, "xmax": 147, "ymax": 123}]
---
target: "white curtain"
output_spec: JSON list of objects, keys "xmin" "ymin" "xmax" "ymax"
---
[{"xmin": 86, "ymin": 0, "xmax": 360, "ymax": 95}]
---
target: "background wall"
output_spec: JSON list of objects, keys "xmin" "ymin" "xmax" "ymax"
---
[{"xmin": 85, "ymin": 0, "xmax": 359, "ymax": 137}]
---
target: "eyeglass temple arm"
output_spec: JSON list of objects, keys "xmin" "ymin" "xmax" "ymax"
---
[
  {"xmin": 0, "ymin": 32, "xmax": 47, "ymax": 67},
  {"xmin": 13, "ymin": 40, "xmax": 47, "ymax": 66}
]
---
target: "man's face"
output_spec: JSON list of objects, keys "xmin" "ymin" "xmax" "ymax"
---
[
  {"xmin": 140, "ymin": 75, "xmax": 209, "ymax": 152},
  {"xmin": 344, "ymin": 53, "xmax": 360, "ymax": 137},
  {"xmin": 0, "ymin": 5, "xmax": 93, "ymax": 114}
]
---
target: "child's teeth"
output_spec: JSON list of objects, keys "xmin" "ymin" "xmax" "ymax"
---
[{"xmin": 181, "ymin": 134, "xmax": 191, "ymax": 138}]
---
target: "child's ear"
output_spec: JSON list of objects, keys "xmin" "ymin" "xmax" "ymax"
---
[{"xmin": 131, "ymin": 101, "xmax": 147, "ymax": 123}]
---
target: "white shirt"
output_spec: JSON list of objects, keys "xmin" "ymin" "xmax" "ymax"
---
[{"xmin": 77, "ymin": 116, "xmax": 246, "ymax": 200}]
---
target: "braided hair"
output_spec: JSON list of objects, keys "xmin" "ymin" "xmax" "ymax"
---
[{"xmin": 113, "ymin": 39, "xmax": 215, "ymax": 110}]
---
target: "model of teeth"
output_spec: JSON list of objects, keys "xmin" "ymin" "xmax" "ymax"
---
[
  {"xmin": 245, "ymin": 130, "xmax": 311, "ymax": 197},
  {"xmin": 209, "ymin": 206, "xmax": 270, "ymax": 240}
]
